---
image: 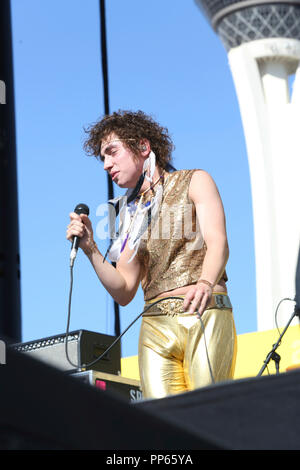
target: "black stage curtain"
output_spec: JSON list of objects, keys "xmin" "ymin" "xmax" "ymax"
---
[
  {"xmin": 0, "ymin": 347, "xmax": 222, "ymax": 450},
  {"xmin": 3, "ymin": 339, "xmax": 300, "ymax": 450},
  {"xmin": 136, "ymin": 369, "xmax": 300, "ymax": 450},
  {"xmin": 0, "ymin": 1, "xmax": 21, "ymax": 343}
]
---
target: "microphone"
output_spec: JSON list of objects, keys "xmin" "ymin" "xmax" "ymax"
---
[{"xmin": 70, "ymin": 203, "xmax": 90, "ymax": 267}]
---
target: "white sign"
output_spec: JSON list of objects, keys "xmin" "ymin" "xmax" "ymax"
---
[
  {"xmin": 0, "ymin": 340, "xmax": 6, "ymax": 365},
  {"xmin": 0, "ymin": 80, "xmax": 6, "ymax": 104}
]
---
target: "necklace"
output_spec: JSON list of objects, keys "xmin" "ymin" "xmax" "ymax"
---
[
  {"xmin": 120, "ymin": 173, "xmax": 164, "ymax": 253},
  {"xmin": 135, "ymin": 173, "xmax": 164, "ymax": 202}
]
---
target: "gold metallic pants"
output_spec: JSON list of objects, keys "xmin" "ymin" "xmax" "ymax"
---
[{"xmin": 138, "ymin": 295, "xmax": 237, "ymax": 399}]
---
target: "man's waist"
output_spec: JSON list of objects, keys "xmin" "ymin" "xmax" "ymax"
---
[{"xmin": 143, "ymin": 292, "xmax": 232, "ymax": 316}]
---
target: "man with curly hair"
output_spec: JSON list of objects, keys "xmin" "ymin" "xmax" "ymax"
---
[{"xmin": 67, "ymin": 110, "xmax": 237, "ymax": 399}]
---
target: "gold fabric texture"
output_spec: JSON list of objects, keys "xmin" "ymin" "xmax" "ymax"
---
[
  {"xmin": 138, "ymin": 296, "xmax": 237, "ymax": 399},
  {"xmin": 137, "ymin": 170, "xmax": 227, "ymax": 301}
]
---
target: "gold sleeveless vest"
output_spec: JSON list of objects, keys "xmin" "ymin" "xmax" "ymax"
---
[{"xmin": 137, "ymin": 170, "xmax": 227, "ymax": 300}]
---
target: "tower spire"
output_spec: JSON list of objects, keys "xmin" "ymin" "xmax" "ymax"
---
[{"xmin": 195, "ymin": 0, "xmax": 300, "ymax": 331}]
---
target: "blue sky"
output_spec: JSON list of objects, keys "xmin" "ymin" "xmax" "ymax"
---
[{"xmin": 10, "ymin": 0, "xmax": 256, "ymax": 358}]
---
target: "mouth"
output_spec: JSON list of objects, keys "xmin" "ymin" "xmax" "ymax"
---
[{"xmin": 110, "ymin": 171, "xmax": 119, "ymax": 181}]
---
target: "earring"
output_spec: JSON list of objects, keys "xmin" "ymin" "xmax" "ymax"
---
[{"xmin": 143, "ymin": 151, "xmax": 156, "ymax": 182}]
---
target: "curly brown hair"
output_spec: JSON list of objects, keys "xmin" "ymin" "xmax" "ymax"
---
[{"xmin": 83, "ymin": 110, "xmax": 174, "ymax": 170}]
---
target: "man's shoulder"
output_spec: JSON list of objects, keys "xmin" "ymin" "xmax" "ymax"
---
[
  {"xmin": 165, "ymin": 168, "xmax": 204, "ymax": 183},
  {"xmin": 166, "ymin": 168, "xmax": 200, "ymax": 177}
]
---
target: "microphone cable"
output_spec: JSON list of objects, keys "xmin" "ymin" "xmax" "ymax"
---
[
  {"xmin": 65, "ymin": 263, "xmax": 215, "ymax": 384},
  {"xmin": 256, "ymin": 296, "xmax": 299, "ymax": 377},
  {"xmin": 274, "ymin": 297, "xmax": 296, "ymax": 336}
]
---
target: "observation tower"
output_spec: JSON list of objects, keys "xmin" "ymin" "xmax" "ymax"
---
[{"xmin": 195, "ymin": 0, "xmax": 300, "ymax": 331}]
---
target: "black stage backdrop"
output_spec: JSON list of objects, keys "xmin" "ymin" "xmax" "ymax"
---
[
  {"xmin": 2, "ymin": 346, "xmax": 300, "ymax": 450},
  {"xmin": 0, "ymin": 347, "xmax": 223, "ymax": 450},
  {"xmin": 0, "ymin": 0, "xmax": 22, "ymax": 343},
  {"xmin": 136, "ymin": 368, "xmax": 300, "ymax": 450}
]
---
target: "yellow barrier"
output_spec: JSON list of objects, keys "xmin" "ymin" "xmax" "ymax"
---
[
  {"xmin": 121, "ymin": 355, "xmax": 140, "ymax": 381},
  {"xmin": 121, "ymin": 324, "xmax": 300, "ymax": 381},
  {"xmin": 235, "ymin": 323, "xmax": 300, "ymax": 379}
]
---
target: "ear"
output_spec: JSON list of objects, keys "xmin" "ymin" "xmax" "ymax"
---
[{"xmin": 139, "ymin": 139, "xmax": 151, "ymax": 158}]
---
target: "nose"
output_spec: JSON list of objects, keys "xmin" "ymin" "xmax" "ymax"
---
[{"xmin": 103, "ymin": 155, "xmax": 113, "ymax": 171}]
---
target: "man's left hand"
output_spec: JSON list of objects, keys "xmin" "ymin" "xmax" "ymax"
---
[{"xmin": 183, "ymin": 281, "xmax": 213, "ymax": 317}]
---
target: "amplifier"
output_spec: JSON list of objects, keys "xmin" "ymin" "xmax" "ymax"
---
[
  {"xmin": 12, "ymin": 330, "xmax": 121, "ymax": 374},
  {"xmin": 71, "ymin": 370, "xmax": 143, "ymax": 403}
]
